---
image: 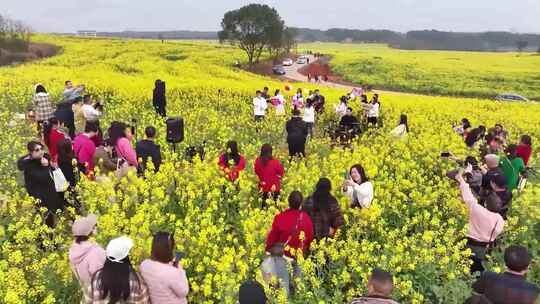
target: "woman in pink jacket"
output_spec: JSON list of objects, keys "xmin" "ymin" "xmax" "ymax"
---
[
  {"xmin": 68, "ymin": 214, "xmax": 106, "ymax": 297},
  {"xmin": 140, "ymin": 232, "xmax": 190, "ymax": 304},
  {"xmin": 108, "ymin": 121, "xmax": 138, "ymax": 167}
]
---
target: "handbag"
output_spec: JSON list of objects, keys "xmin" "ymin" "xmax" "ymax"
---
[
  {"xmin": 468, "ymin": 220, "xmax": 499, "ymax": 260},
  {"xmin": 51, "ymin": 168, "xmax": 69, "ymax": 192}
]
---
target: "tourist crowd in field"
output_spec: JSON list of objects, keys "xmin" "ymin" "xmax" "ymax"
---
[{"xmin": 17, "ymin": 79, "xmax": 539, "ymax": 303}]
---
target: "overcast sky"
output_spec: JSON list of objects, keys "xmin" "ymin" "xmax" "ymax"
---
[{"xmin": 3, "ymin": 0, "xmax": 540, "ymax": 33}]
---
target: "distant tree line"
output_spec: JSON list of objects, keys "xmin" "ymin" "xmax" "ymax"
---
[
  {"xmin": 0, "ymin": 14, "xmax": 32, "ymax": 51},
  {"xmin": 293, "ymin": 28, "xmax": 540, "ymax": 52}
]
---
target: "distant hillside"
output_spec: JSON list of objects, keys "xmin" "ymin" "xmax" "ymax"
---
[
  {"xmin": 97, "ymin": 30, "xmax": 218, "ymax": 40},
  {"xmin": 94, "ymin": 28, "xmax": 540, "ymax": 52},
  {"xmin": 292, "ymin": 28, "xmax": 540, "ymax": 52}
]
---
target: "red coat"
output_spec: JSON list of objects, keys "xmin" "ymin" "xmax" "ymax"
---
[
  {"xmin": 254, "ymin": 157, "xmax": 284, "ymax": 192},
  {"xmin": 516, "ymin": 144, "xmax": 532, "ymax": 166},
  {"xmin": 265, "ymin": 209, "xmax": 314, "ymax": 258},
  {"xmin": 46, "ymin": 128, "xmax": 66, "ymax": 162},
  {"xmin": 218, "ymin": 154, "xmax": 246, "ymax": 181}
]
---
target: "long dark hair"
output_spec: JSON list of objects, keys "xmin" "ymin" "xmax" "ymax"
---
[
  {"xmin": 350, "ymin": 164, "xmax": 368, "ymax": 184},
  {"xmin": 108, "ymin": 121, "xmax": 128, "ymax": 146},
  {"xmin": 399, "ymin": 114, "xmax": 409, "ymax": 132},
  {"xmin": 466, "ymin": 125, "xmax": 486, "ymax": 146},
  {"xmin": 274, "ymin": 89, "xmax": 280, "ymax": 96},
  {"xmin": 92, "ymin": 257, "xmax": 141, "ymax": 303},
  {"xmin": 223, "ymin": 140, "xmax": 241, "ymax": 166},
  {"xmin": 57, "ymin": 138, "xmax": 74, "ymax": 164},
  {"xmin": 43, "ymin": 117, "xmax": 59, "ymax": 147},
  {"xmin": 35, "ymin": 84, "xmax": 47, "ymax": 94},
  {"xmin": 312, "ymin": 178, "xmax": 333, "ymax": 213},
  {"xmin": 462, "ymin": 118, "xmax": 471, "ymax": 130},
  {"xmin": 260, "ymin": 144, "xmax": 273, "ymax": 166},
  {"xmin": 506, "ymin": 144, "xmax": 518, "ymax": 160},
  {"xmin": 151, "ymin": 232, "xmax": 174, "ymax": 263}
]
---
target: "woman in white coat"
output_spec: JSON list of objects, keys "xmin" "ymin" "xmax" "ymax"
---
[
  {"xmin": 342, "ymin": 164, "xmax": 374, "ymax": 209},
  {"xmin": 390, "ymin": 114, "xmax": 409, "ymax": 139}
]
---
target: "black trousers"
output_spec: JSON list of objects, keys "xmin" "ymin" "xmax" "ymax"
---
[
  {"xmin": 288, "ymin": 139, "xmax": 306, "ymax": 158},
  {"xmin": 261, "ymin": 191, "xmax": 280, "ymax": 208}
]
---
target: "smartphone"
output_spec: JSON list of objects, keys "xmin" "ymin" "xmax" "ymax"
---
[
  {"xmin": 441, "ymin": 152, "xmax": 451, "ymax": 158},
  {"xmin": 173, "ymin": 251, "xmax": 184, "ymax": 267}
]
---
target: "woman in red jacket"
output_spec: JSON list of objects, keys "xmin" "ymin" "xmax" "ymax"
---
[
  {"xmin": 43, "ymin": 117, "xmax": 68, "ymax": 163},
  {"xmin": 266, "ymin": 191, "xmax": 314, "ymax": 258},
  {"xmin": 516, "ymin": 135, "xmax": 532, "ymax": 166},
  {"xmin": 254, "ymin": 143, "xmax": 284, "ymax": 208},
  {"xmin": 218, "ymin": 140, "xmax": 246, "ymax": 181}
]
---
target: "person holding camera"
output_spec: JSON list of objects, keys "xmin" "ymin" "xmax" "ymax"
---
[
  {"xmin": 64, "ymin": 80, "xmax": 85, "ymax": 102},
  {"xmin": 455, "ymin": 170, "xmax": 505, "ymax": 274},
  {"xmin": 140, "ymin": 232, "xmax": 189, "ymax": 304},
  {"xmin": 342, "ymin": 164, "xmax": 374, "ymax": 209},
  {"xmin": 480, "ymin": 154, "xmax": 503, "ymax": 190},
  {"xmin": 445, "ymin": 154, "xmax": 483, "ymax": 195}
]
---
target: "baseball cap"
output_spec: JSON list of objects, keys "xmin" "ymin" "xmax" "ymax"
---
[
  {"xmin": 72, "ymin": 214, "xmax": 97, "ymax": 236},
  {"xmin": 106, "ymin": 236, "xmax": 134, "ymax": 263},
  {"xmin": 491, "ymin": 174, "xmax": 508, "ymax": 189}
]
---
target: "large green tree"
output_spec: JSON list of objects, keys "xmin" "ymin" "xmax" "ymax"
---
[{"xmin": 219, "ymin": 4, "xmax": 284, "ymax": 66}]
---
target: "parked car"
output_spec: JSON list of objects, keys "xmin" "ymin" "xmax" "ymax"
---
[
  {"xmin": 297, "ymin": 57, "xmax": 307, "ymax": 64},
  {"xmin": 282, "ymin": 58, "xmax": 294, "ymax": 66},
  {"xmin": 272, "ymin": 65, "xmax": 286, "ymax": 75},
  {"xmin": 495, "ymin": 93, "xmax": 530, "ymax": 102}
]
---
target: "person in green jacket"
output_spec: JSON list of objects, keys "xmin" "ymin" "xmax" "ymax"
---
[{"xmin": 499, "ymin": 144, "xmax": 526, "ymax": 191}]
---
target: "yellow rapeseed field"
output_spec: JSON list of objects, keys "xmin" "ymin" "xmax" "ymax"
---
[{"xmin": 0, "ymin": 36, "xmax": 539, "ymax": 303}]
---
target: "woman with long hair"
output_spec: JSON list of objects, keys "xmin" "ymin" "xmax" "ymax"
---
[
  {"xmin": 153, "ymin": 80, "xmax": 167, "ymax": 117},
  {"xmin": 367, "ymin": 94, "xmax": 380, "ymax": 128},
  {"xmin": 43, "ymin": 117, "xmax": 68, "ymax": 162},
  {"xmin": 390, "ymin": 114, "xmax": 409, "ymax": 139},
  {"xmin": 303, "ymin": 178, "xmax": 344, "ymax": 240},
  {"xmin": 254, "ymin": 144, "xmax": 284, "ymax": 208},
  {"xmin": 218, "ymin": 140, "xmax": 246, "ymax": 181},
  {"xmin": 32, "ymin": 84, "xmax": 55, "ymax": 132},
  {"xmin": 108, "ymin": 121, "xmax": 138, "ymax": 167},
  {"xmin": 86, "ymin": 236, "xmax": 149, "ymax": 303},
  {"xmin": 342, "ymin": 164, "xmax": 374, "ymax": 208},
  {"xmin": 140, "ymin": 232, "xmax": 189, "ymax": 303}
]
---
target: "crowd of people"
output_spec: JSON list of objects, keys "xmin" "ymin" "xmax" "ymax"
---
[
  {"xmin": 20, "ymin": 81, "xmax": 164, "ymax": 227},
  {"xmin": 18, "ymin": 79, "xmax": 539, "ymax": 303}
]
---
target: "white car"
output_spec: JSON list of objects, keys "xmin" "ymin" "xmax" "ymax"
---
[
  {"xmin": 296, "ymin": 57, "xmax": 307, "ymax": 64},
  {"xmin": 282, "ymin": 58, "xmax": 294, "ymax": 66},
  {"xmin": 495, "ymin": 93, "xmax": 530, "ymax": 102}
]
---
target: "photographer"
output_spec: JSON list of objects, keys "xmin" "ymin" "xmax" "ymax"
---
[
  {"xmin": 445, "ymin": 154, "xmax": 483, "ymax": 195},
  {"xmin": 455, "ymin": 170, "xmax": 505, "ymax": 274}
]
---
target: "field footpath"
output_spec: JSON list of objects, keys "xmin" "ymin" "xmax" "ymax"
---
[{"xmin": 282, "ymin": 54, "xmax": 419, "ymax": 97}]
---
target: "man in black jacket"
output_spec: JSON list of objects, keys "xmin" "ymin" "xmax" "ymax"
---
[
  {"xmin": 136, "ymin": 126, "xmax": 162, "ymax": 173},
  {"xmin": 469, "ymin": 245, "xmax": 539, "ymax": 304},
  {"xmin": 286, "ymin": 109, "xmax": 308, "ymax": 159}
]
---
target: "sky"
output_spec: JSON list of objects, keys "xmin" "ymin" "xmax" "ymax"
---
[{"xmin": 2, "ymin": 0, "xmax": 540, "ymax": 33}]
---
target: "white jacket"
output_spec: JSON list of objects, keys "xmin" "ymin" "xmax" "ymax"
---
[
  {"xmin": 390, "ymin": 124, "xmax": 407, "ymax": 138},
  {"xmin": 82, "ymin": 104, "xmax": 102, "ymax": 121},
  {"xmin": 303, "ymin": 107, "xmax": 315, "ymax": 123},
  {"xmin": 345, "ymin": 181, "xmax": 374, "ymax": 208},
  {"xmin": 367, "ymin": 103, "xmax": 379, "ymax": 117},
  {"xmin": 253, "ymin": 97, "xmax": 268, "ymax": 116}
]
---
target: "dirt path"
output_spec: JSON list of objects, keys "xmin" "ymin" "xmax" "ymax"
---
[{"xmin": 282, "ymin": 55, "xmax": 418, "ymax": 96}]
